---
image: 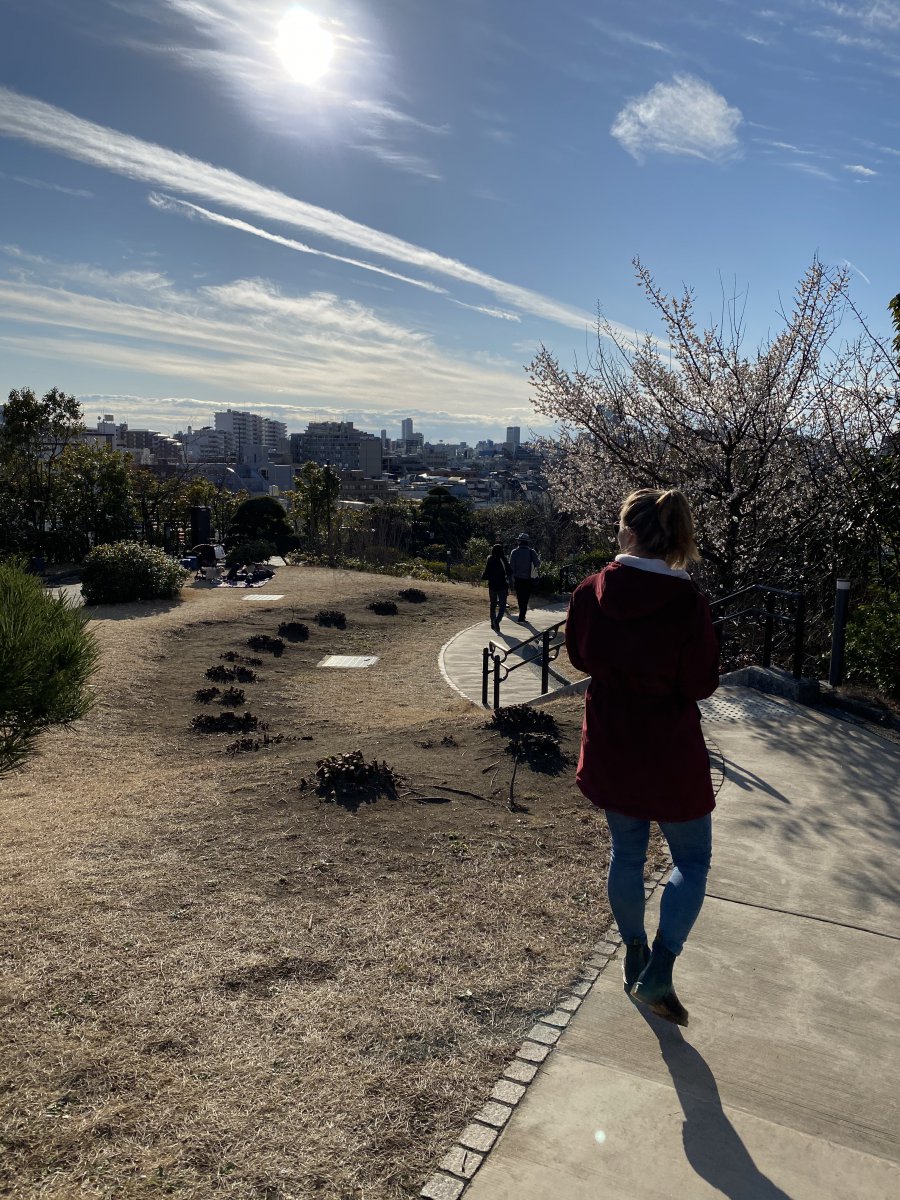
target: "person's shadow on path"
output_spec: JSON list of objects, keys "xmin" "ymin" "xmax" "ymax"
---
[{"xmin": 635, "ymin": 1006, "xmax": 795, "ymax": 1199}]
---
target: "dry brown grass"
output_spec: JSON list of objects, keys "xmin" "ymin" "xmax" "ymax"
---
[{"xmin": 1, "ymin": 567, "xmax": 665, "ymax": 1199}]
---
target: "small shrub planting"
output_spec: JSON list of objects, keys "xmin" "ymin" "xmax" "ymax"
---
[
  {"xmin": 220, "ymin": 652, "xmax": 263, "ymax": 666},
  {"xmin": 278, "ymin": 621, "xmax": 310, "ymax": 641},
  {"xmin": 300, "ymin": 749, "xmax": 400, "ymax": 806},
  {"xmin": 489, "ymin": 704, "xmax": 559, "ymax": 738},
  {"xmin": 225, "ymin": 732, "xmax": 285, "ymax": 755},
  {"xmin": 398, "ymin": 587, "xmax": 427, "ymax": 603},
  {"xmin": 81, "ymin": 541, "xmax": 188, "ymax": 605},
  {"xmin": 368, "ymin": 600, "xmax": 398, "ymax": 616},
  {"xmin": 219, "ymin": 687, "xmax": 245, "ymax": 707},
  {"xmin": 205, "ymin": 664, "xmax": 258, "ymax": 684},
  {"xmin": 194, "ymin": 686, "xmax": 221, "ymax": 703},
  {"xmin": 190, "ymin": 711, "xmax": 265, "ymax": 734},
  {"xmin": 247, "ymin": 634, "xmax": 284, "ymax": 656},
  {"xmin": 506, "ymin": 731, "xmax": 562, "ymax": 762},
  {"xmin": 315, "ymin": 609, "xmax": 346, "ymax": 628}
]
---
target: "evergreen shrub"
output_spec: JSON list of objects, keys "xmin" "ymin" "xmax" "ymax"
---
[
  {"xmin": 81, "ymin": 541, "xmax": 188, "ymax": 605},
  {"xmin": 845, "ymin": 588, "xmax": 900, "ymax": 700},
  {"xmin": 0, "ymin": 560, "xmax": 99, "ymax": 774}
]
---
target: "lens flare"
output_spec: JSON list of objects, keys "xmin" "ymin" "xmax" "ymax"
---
[{"xmin": 275, "ymin": 8, "xmax": 334, "ymax": 84}]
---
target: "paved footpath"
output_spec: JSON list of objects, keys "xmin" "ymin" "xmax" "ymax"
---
[
  {"xmin": 427, "ymin": 686, "xmax": 900, "ymax": 1199},
  {"xmin": 440, "ymin": 602, "xmax": 571, "ymax": 707}
]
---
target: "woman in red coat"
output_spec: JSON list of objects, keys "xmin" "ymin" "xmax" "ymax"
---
[{"xmin": 565, "ymin": 488, "xmax": 719, "ymax": 1026}]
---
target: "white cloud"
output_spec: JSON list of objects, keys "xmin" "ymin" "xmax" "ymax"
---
[
  {"xmin": 148, "ymin": 193, "xmax": 449, "ymax": 295},
  {"xmin": 0, "ymin": 87, "xmax": 599, "ymax": 332},
  {"xmin": 816, "ymin": 2, "xmax": 900, "ymax": 31},
  {"xmin": 611, "ymin": 75, "xmax": 742, "ymax": 163},
  {"xmin": 843, "ymin": 258, "xmax": 871, "ymax": 283},
  {"xmin": 124, "ymin": 1, "xmax": 449, "ymax": 181},
  {"xmin": 0, "ymin": 250, "xmax": 534, "ymax": 421},
  {"xmin": 0, "ymin": 171, "xmax": 93, "ymax": 198},
  {"xmin": 586, "ymin": 19, "xmax": 674, "ymax": 54},
  {"xmin": 785, "ymin": 161, "xmax": 836, "ymax": 179},
  {"xmin": 844, "ymin": 162, "xmax": 878, "ymax": 174}
]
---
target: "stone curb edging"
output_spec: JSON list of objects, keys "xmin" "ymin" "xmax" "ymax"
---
[{"xmin": 418, "ymin": 865, "xmax": 669, "ymax": 1199}]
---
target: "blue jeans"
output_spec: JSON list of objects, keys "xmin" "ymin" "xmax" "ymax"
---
[
  {"xmin": 489, "ymin": 587, "xmax": 508, "ymax": 627},
  {"xmin": 604, "ymin": 810, "xmax": 712, "ymax": 956}
]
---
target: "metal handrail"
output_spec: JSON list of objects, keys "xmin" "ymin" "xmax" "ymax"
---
[
  {"xmin": 481, "ymin": 619, "xmax": 566, "ymax": 709},
  {"xmin": 710, "ymin": 583, "xmax": 806, "ymax": 679}
]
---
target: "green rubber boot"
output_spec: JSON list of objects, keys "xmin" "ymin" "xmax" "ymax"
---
[
  {"xmin": 630, "ymin": 934, "xmax": 689, "ymax": 1027},
  {"xmin": 622, "ymin": 938, "xmax": 650, "ymax": 994}
]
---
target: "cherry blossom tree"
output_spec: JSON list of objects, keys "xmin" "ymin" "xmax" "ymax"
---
[{"xmin": 529, "ymin": 259, "xmax": 899, "ymax": 597}]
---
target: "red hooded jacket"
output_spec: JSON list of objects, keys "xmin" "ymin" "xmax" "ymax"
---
[{"xmin": 565, "ymin": 561, "xmax": 720, "ymax": 822}]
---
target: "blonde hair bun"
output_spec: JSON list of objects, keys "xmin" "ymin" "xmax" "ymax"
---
[{"xmin": 620, "ymin": 488, "xmax": 699, "ymax": 569}]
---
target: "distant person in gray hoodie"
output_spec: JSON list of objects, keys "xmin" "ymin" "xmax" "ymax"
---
[{"xmin": 508, "ymin": 533, "xmax": 540, "ymax": 622}]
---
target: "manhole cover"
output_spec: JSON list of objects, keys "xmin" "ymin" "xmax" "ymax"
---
[
  {"xmin": 700, "ymin": 691, "xmax": 787, "ymax": 723},
  {"xmin": 317, "ymin": 655, "xmax": 379, "ymax": 669}
]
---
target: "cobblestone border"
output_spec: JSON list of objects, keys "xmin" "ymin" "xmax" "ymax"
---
[{"xmin": 418, "ymin": 865, "xmax": 669, "ymax": 1199}]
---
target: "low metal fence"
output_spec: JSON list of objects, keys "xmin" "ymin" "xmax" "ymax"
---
[
  {"xmin": 710, "ymin": 584, "xmax": 806, "ymax": 679},
  {"xmin": 481, "ymin": 619, "xmax": 567, "ymax": 709}
]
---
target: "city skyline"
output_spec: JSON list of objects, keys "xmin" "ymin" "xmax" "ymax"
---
[
  {"xmin": 87, "ymin": 406, "xmax": 521, "ymax": 450},
  {"xmin": 2, "ymin": 2, "xmax": 899, "ymax": 441}
]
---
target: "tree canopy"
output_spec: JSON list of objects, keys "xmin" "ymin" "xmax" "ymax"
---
[{"xmin": 530, "ymin": 259, "xmax": 899, "ymax": 596}]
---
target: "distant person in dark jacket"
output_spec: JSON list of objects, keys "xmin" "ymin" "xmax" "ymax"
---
[
  {"xmin": 508, "ymin": 533, "xmax": 540, "ymax": 622},
  {"xmin": 565, "ymin": 488, "xmax": 719, "ymax": 1027},
  {"xmin": 481, "ymin": 544, "xmax": 513, "ymax": 632}
]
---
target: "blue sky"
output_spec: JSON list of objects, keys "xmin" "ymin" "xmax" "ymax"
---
[{"xmin": 0, "ymin": 0, "xmax": 898, "ymax": 442}]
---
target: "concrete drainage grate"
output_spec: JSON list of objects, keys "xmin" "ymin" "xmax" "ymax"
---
[
  {"xmin": 316, "ymin": 655, "xmax": 379, "ymax": 669},
  {"xmin": 700, "ymin": 691, "xmax": 788, "ymax": 723}
]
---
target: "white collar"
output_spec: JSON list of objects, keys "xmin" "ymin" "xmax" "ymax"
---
[{"xmin": 614, "ymin": 553, "xmax": 690, "ymax": 580}]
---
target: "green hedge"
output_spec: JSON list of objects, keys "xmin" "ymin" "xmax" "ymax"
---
[
  {"xmin": 81, "ymin": 542, "xmax": 189, "ymax": 605},
  {"xmin": 845, "ymin": 588, "xmax": 900, "ymax": 700}
]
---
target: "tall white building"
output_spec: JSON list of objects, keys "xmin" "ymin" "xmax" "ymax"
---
[
  {"xmin": 506, "ymin": 426, "xmax": 521, "ymax": 449},
  {"xmin": 401, "ymin": 417, "xmax": 414, "ymax": 441},
  {"xmin": 214, "ymin": 409, "xmax": 287, "ymax": 453}
]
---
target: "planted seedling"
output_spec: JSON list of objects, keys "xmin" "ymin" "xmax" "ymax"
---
[
  {"xmin": 278, "ymin": 621, "xmax": 309, "ymax": 641},
  {"xmin": 367, "ymin": 600, "xmax": 398, "ymax": 616},
  {"xmin": 398, "ymin": 588, "xmax": 427, "ymax": 603},
  {"xmin": 220, "ymin": 651, "xmax": 263, "ymax": 666},
  {"xmin": 299, "ymin": 749, "xmax": 400, "ymax": 808},
  {"xmin": 225, "ymin": 732, "xmax": 285, "ymax": 755},
  {"xmin": 315, "ymin": 609, "xmax": 346, "ymax": 628},
  {"xmin": 219, "ymin": 687, "xmax": 245, "ymax": 706},
  {"xmin": 488, "ymin": 704, "xmax": 559, "ymax": 738},
  {"xmin": 190, "ymin": 711, "xmax": 265, "ymax": 734},
  {"xmin": 205, "ymin": 664, "xmax": 258, "ymax": 684},
  {"xmin": 247, "ymin": 634, "xmax": 284, "ymax": 656},
  {"xmin": 194, "ymin": 686, "xmax": 221, "ymax": 703}
]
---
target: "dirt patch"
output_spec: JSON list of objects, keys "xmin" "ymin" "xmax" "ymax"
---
[{"xmin": 0, "ymin": 566, "xmax": 666, "ymax": 1200}]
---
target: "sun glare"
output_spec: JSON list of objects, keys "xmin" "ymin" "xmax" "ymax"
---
[{"xmin": 275, "ymin": 8, "xmax": 334, "ymax": 85}]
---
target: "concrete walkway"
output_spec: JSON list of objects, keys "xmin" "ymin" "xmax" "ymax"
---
[
  {"xmin": 437, "ymin": 689, "xmax": 900, "ymax": 1199},
  {"xmin": 440, "ymin": 602, "xmax": 570, "ymax": 706}
]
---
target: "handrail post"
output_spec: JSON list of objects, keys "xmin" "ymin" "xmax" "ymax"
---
[
  {"xmin": 493, "ymin": 653, "xmax": 501, "ymax": 710},
  {"xmin": 762, "ymin": 592, "xmax": 775, "ymax": 668},
  {"xmin": 482, "ymin": 646, "xmax": 490, "ymax": 707},
  {"xmin": 792, "ymin": 593, "xmax": 806, "ymax": 680},
  {"xmin": 828, "ymin": 579, "xmax": 851, "ymax": 687},
  {"xmin": 541, "ymin": 629, "xmax": 550, "ymax": 694}
]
